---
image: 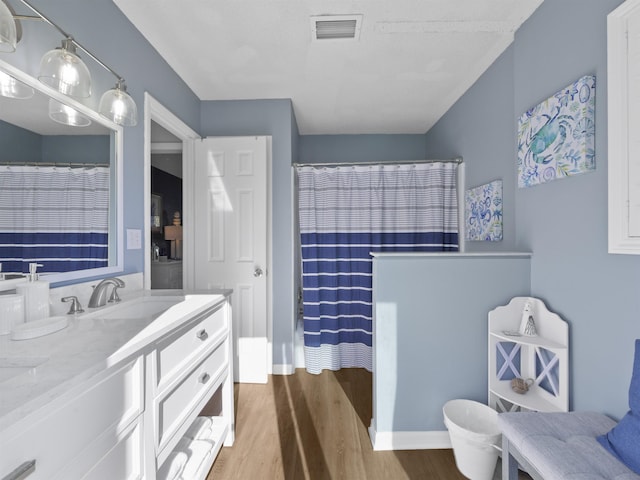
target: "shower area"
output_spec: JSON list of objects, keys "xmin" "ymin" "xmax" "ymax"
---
[{"xmin": 292, "ymin": 159, "xmax": 463, "ymax": 374}]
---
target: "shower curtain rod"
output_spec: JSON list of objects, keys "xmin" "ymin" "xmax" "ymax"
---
[{"xmin": 292, "ymin": 157, "xmax": 463, "ymax": 168}]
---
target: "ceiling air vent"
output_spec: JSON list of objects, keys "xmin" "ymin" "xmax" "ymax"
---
[{"xmin": 310, "ymin": 15, "xmax": 363, "ymax": 42}]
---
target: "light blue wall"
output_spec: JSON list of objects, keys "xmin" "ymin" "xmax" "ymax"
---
[
  {"xmin": 0, "ymin": 121, "xmax": 109, "ymax": 164},
  {"xmin": 42, "ymin": 136, "xmax": 110, "ymax": 164},
  {"xmin": 425, "ymin": 0, "xmax": 636, "ymax": 419},
  {"xmin": 298, "ymin": 135, "xmax": 427, "ymax": 164},
  {"xmin": 373, "ymin": 254, "xmax": 530, "ymax": 432},
  {"xmin": 200, "ymin": 99, "xmax": 296, "ymax": 366},
  {"xmin": 0, "ymin": 120, "xmax": 41, "ymax": 163},
  {"xmin": 424, "ymin": 47, "xmax": 516, "ymax": 252}
]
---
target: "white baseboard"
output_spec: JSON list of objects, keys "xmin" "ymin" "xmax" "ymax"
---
[
  {"xmin": 272, "ymin": 364, "xmax": 294, "ymax": 375},
  {"xmin": 368, "ymin": 424, "xmax": 452, "ymax": 451}
]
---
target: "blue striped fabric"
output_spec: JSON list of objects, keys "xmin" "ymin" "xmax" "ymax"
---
[
  {"xmin": 297, "ymin": 162, "xmax": 459, "ymax": 374},
  {"xmin": 0, "ymin": 166, "xmax": 110, "ymax": 274},
  {"xmin": 0, "ymin": 232, "xmax": 108, "ymax": 273}
]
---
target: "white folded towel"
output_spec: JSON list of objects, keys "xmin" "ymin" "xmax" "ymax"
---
[
  {"xmin": 185, "ymin": 416, "xmax": 214, "ymax": 441},
  {"xmin": 157, "ymin": 450, "xmax": 188, "ymax": 480},
  {"xmin": 179, "ymin": 439, "xmax": 214, "ymax": 480}
]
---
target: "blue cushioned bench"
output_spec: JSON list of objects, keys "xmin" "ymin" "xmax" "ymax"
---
[{"xmin": 498, "ymin": 411, "xmax": 640, "ymax": 480}]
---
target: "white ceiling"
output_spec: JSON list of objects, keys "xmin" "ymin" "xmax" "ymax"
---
[{"xmin": 114, "ymin": 0, "xmax": 542, "ymax": 135}]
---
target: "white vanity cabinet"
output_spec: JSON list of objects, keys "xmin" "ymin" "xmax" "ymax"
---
[
  {"xmin": 0, "ymin": 356, "xmax": 145, "ymax": 480},
  {"xmin": 149, "ymin": 298, "xmax": 235, "ymax": 478},
  {"xmin": 0, "ymin": 292, "xmax": 234, "ymax": 480}
]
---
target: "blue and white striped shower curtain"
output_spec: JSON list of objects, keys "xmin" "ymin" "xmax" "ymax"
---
[
  {"xmin": 0, "ymin": 165, "xmax": 110, "ymax": 273},
  {"xmin": 297, "ymin": 162, "xmax": 459, "ymax": 374}
]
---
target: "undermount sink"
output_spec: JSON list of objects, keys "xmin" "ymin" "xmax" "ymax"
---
[
  {"xmin": 95, "ymin": 297, "xmax": 183, "ymax": 321},
  {"xmin": 0, "ymin": 356, "xmax": 48, "ymax": 383}
]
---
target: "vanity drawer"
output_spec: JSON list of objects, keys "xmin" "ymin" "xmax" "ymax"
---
[
  {"xmin": 156, "ymin": 342, "xmax": 228, "ymax": 452},
  {"xmin": 52, "ymin": 416, "xmax": 144, "ymax": 480},
  {"xmin": 156, "ymin": 302, "xmax": 227, "ymax": 387},
  {"xmin": 0, "ymin": 356, "xmax": 143, "ymax": 480},
  {"xmin": 81, "ymin": 418, "xmax": 144, "ymax": 480}
]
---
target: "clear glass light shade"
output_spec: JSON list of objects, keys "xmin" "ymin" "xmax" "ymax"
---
[
  {"xmin": 48, "ymin": 98, "xmax": 91, "ymax": 127},
  {"xmin": 0, "ymin": 0, "xmax": 16, "ymax": 53},
  {"xmin": 0, "ymin": 71, "xmax": 34, "ymax": 99},
  {"xmin": 39, "ymin": 41, "xmax": 91, "ymax": 98},
  {"xmin": 99, "ymin": 84, "xmax": 137, "ymax": 126}
]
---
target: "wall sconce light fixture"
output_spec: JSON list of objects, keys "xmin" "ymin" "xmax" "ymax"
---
[
  {"xmin": 0, "ymin": 0, "xmax": 16, "ymax": 52},
  {"xmin": 99, "ymin": 79, "xmax": 137, "ymax": 128},
  {"xmin": 38, "ymin": 37, "xmax": 91, "ymax": 98},
  {"xmin": 0, "ymin": 0, "xmax": 138, "ymax": 126},
  {"xmin": 49, "ymin": 98, "xmax": 91, "ymax": 127}
]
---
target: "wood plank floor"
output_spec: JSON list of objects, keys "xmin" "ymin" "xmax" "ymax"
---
[{"xmin": 208, "ymin": 368, "xmax": 483, "ymax": 480}]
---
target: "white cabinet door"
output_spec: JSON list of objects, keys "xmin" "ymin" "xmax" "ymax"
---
[{"xmin": 0, "ymin": 357, "xmax": 144, "ymax": 480}]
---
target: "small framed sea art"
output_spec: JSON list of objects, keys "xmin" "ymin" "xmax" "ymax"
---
[
  {"xmin": 465, "ymin": 180, "xmax": 503, "ymax": 242},
  {"xmin": 517, "ymin": 75, "xmax": 596, "ymax": 188}
]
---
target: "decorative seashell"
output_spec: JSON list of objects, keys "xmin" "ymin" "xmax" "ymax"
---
[
  {"xmin": 522, "ymin": 315, "xmax": 537, "ymax": 336},
  {"xmin": 511, "ymin": 377, "xmax": 534, "ymax": 394}
]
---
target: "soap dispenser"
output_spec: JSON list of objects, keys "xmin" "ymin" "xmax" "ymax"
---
[{"xmin": 16, "ymin": 263, "xmax": 50, "ymax": 322}]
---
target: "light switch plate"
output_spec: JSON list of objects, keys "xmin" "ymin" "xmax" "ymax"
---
[{"xmin": 127, "ymin": 229, "xmax": 142, "ymax": 250}]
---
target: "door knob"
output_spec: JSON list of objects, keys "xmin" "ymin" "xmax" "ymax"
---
[{"xmin": 254, "ymin": 267, "xmax": 264, "ymax": 278}]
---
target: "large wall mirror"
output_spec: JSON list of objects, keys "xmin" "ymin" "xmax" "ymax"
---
[{"xmin": 0, "ymin": 59, "xmax": 123, "ymax": 287}]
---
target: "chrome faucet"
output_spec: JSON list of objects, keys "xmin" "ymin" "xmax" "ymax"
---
[{"xmin": 88, "ymin": 277, "xmax": 125, "ymax": 308}]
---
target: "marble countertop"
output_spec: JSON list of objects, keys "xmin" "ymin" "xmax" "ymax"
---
[{"xmin": 0, "ymin": 289, "xmax": 230, "ymax": 433}]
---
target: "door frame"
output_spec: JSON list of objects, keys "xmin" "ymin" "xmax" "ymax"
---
[
  {"xmin": 143, "ymin": 93, "xmax": 199, "ymax": 290},
  {"xmin": 144, "ymin": 99, "xmax": 274, "ymax": 374}
]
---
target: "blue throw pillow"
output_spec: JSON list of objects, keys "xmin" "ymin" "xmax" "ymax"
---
[{"xmin": 597, "ymin": 339, "xmax": 640, "ymax": 474}]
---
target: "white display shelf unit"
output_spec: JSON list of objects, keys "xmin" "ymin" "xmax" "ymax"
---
[{"xmin": 488, "ymin": 297, "xmax": 568, "ymax": 413}]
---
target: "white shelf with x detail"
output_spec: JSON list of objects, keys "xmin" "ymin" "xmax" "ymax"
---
[{"xmin": 488, "ymin": 296, "xmax": 569, "ymax": 413}]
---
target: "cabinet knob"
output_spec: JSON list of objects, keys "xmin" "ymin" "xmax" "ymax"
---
[
  {"xmin": 196, "ymin": 329, "xmax": 208, "ymax": 341},
  {"xmin": 199, "ymin": 372, "xmax": 210, "ymax": 384}
]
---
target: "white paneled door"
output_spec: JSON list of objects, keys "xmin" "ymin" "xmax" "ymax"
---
[{"xmin": 195, "ymin": 136, "xmax": 268, "ymax": 383}]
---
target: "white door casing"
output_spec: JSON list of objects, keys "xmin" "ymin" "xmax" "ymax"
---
[
  {"xmin": 143, "ymin": 93, "xmax": 199, "ymax": 291},
  {"xmin": 195, "ymin": 136, "xmax": 269, "ymax": 383}
]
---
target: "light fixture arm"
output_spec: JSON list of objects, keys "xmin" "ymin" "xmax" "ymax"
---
[
  {"xmin": 70, "ymin": 37, "xmax": 125, "ymax": 84},
  {"xmin": 17, "ymin": 0, "xmax": 125, "ymax": 83}
]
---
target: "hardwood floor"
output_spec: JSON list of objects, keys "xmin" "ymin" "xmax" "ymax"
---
[{"xmin": 208, "ymin": 368, "xmax": 471, "ymax": 480}]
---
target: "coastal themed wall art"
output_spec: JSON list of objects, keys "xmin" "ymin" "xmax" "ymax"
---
[
  {"xmin": 517, "ymin": 75, "xmax": 596, "ymax": 188},
  {"xmin": 465, "ymin": 179, "xmax": 503, "ymax": 241}
]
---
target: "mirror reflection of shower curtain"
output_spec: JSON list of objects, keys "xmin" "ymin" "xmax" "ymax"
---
[
  {"xmin": 296, "ymin": 162, "xmax": 459, "ymax": 374},
  {"xmin": 0, "ymin": 165, "xmax": 109, "ymax": 273}
]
